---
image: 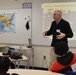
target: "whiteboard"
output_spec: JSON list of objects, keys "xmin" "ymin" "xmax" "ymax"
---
[{"xmin": 0, "ymin": 9, "xmax": 32, "ymax": 44}]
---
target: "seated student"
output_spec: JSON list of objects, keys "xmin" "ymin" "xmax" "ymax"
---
[
  {"xmin": 0, "ymin": 56, "xmax": 11, "ymax": 75},
  {"xmin": 50, "ymin": 41, "xmax": 76, "ymax": 74}
]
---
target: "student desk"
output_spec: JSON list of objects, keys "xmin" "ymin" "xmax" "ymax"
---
[{"xmin": 8, "ymin": 69, "xmax": 65, "ymax": 75}]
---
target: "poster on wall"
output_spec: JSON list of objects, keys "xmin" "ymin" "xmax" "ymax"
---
[
  {"xmin": 42, "ymin": 2, "xmax": 76, "ymax": 40},
  {"xmin": 0, "ymin": 12, "xmax": 15, "ymax": 33},
  {"xmin": 22, "ymin": 3, "xmax": 32, "ymax": 9}
]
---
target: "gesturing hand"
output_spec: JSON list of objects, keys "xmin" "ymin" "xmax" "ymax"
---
[{"xmin": 56, "ymin": 32, "xmax": 66, "ymax": 40}]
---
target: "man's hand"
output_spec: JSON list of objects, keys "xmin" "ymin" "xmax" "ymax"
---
[
  {"xmin": 56, "ymin": 32, "xmax": 66, "ymax": 40},
  {"xmin": 42, "ymin": 31, "xmax": 47, "ymax": 38}
]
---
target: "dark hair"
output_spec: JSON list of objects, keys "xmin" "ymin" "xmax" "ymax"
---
[
  {"xmin": 0, "ymin": 56, "xmax": 11, "ymax": 73},
  {"xmin": 54, "ymin": 41, "xmax": 69, "ymax": 56}
]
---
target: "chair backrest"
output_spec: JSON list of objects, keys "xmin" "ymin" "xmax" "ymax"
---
[{"xmin": 66, "ymin": 71, "xmax": 76, "ymax": 75}]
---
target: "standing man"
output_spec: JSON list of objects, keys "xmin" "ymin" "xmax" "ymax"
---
[{"xmin": 43, "ymin": 10, "xmax": 73, "ymax": 68}]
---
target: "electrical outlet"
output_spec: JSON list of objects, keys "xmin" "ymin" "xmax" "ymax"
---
[{"xmin": 43, "ymin": 55, "xmax": 46, "ymax": 59}]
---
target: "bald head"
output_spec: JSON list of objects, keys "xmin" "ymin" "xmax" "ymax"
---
[
  {"xmin": 54, "ymin": 10, "xmax": 62, "ymax": 16},
  {"xmin": 53, "ymin": 10, "xmax": 62, "ymax": 21}
]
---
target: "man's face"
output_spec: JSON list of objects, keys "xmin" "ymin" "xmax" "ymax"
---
[{"xmin": 53, "ymin": 11, "xmax": 61, "ymax": 21}]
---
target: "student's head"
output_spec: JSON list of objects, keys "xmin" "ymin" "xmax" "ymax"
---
[
  {"xmin": 53, "ymin": 10, "xmax": 62, "ymax": 21},
  {"xmin": 0, "ymin": 56, "xmax": 11, "ymax": 75},
  {"xmin": 54, "ymin": 41, "xmax": 69, "ymax": 56}
]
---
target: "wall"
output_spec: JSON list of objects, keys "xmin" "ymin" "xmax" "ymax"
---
[
  {"xmin": 0, "ymin": 9, "xmax": 32, "ymax": 44},
  {"xmin": 0, "ymin": 0, "xmax": 31, "ymax": 9},
  {"xmin": 33, "ymin": 46, "xmax": 50, "ymax": 68}
]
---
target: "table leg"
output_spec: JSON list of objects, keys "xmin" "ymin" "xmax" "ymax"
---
[{"xmin": 32, "ymin": 48, "xmax": 34, "ymax": 68}]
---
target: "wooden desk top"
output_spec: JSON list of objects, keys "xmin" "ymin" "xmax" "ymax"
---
[{"xmin": 8, "ymin": 69, "xmax": 65, "ymax": 75}]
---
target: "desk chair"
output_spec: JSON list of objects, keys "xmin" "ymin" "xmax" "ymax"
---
[
  {"xmin": 65, "ymin": 71, "xmax": 76, "ymax": 75},
  {"xmin": 10, "ymin": 55, "xmax": 29, "ymax": 69},
  {"xmin": 8, "ymin": 46, "xmax": 29, "ymax": 69}
]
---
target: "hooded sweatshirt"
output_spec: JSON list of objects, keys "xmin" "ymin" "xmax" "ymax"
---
[{"xmin": 50, "ymin": 51, "xmax": 76, "ymax": 73}]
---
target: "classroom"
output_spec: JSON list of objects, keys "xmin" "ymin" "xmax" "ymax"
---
[{"xmin": 0, "ymin": 0, "xmax": 76, "ymax": 75}]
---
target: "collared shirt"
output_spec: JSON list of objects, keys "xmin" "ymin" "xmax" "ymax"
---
[{"xmin": 56, "ymin": 18, "xmax": 62, "ymax": 25}]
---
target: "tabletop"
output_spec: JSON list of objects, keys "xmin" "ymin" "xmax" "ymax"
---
[{"xmin": 7, "ymin": 69, "xmax": 65, "ymax": 75}]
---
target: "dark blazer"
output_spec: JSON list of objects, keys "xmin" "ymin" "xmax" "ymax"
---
[{"xmin": 45, "ymin": 19, "xmax": 73, "ymax": 46}]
